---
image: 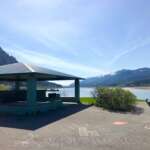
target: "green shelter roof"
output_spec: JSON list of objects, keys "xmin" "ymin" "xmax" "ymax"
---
[{"xmin": 0, "ymin": 63, "xmax": 82, "ymax": 81}]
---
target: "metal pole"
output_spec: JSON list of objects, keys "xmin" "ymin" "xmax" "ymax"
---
[
  {"xmin": 27, "ymin": 78, "xmax": 37, "ymax": 108},
  {"xmin": 15, "ymin": 81, "xmax": 20, "ymax": 91},
  {"xmin": 75, "ymin": 79, "xmax": 80, "ymax": 103}
]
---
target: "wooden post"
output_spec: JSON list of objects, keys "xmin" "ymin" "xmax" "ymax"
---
[
  {"xmin": 75, "ymin": 79, "xmax": 80, "ymax": 103},
  {"xmin": 27, "ymin": 78, "xmax": 37, "ymax": 108}
]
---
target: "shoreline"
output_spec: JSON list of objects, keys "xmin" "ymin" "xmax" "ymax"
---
[{"xmin": 64, "ymin": 86, "xmax": 150, "ymax": 89}]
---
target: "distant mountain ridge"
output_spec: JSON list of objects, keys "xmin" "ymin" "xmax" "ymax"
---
[
  {"xmin": 79, "ymin": 68, "xmax": 150, "ymax": 87},
  {"xmin": 1, "ymin": 46, "xmax": 150, "ymax": 88}
]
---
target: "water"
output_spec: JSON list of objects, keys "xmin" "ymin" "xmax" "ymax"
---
[
  {"xmin": 60, "ymin": 88, "xmax": 93, "ymax": 97},
  {"xmin": 60, "ymin": 87, "xmax": 150, "ymax": 100},
  {"xmin": 124, "ymin": 87, "xmax": 150, "ymax": 100}
]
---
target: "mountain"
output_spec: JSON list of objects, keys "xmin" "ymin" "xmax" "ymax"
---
[
  {"xmin": 37, "ymin": 81, "xmax": 62, "ymax": 89},
  {"xmin": 19, "ymin": 81, "xmax": 62, "ymax": 90},
  {"xmin": 79, "ymin": 68, "xmax": 150, "ymax": 87},
  {"xmin": 0, "ymin": 47, "xmax": 18, "ymax": 65},
  {"xmin": 0, "ymin": 47, "xmax": 62, "ymax": 88}
]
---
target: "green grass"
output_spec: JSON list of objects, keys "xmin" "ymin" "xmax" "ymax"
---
[
  {"xmin": 136, "ymin": 99, "xmax": 145, "ymax": 103},
  {"xmin": 80, "ymin": 97, "xmax": 145, "ymax": 105},
  {"xmin": 0, "ymin": 84, "xmax": 10, "ymax": 91},
  {"xmin": 80, "ymin": 97, "xmax": 96, "ymax": 105}
]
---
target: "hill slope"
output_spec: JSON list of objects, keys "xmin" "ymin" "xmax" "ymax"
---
[
  {"xmin": 0, "ymin": 47, "xmax": 18, "ymax": 65},
  {"xmin": 80, "ymin": 68, "xmax": 150, "ymax": 87}
]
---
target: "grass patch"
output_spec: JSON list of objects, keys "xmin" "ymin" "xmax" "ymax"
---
[
  {"xmin": 135, "ymin": 98, "xmax": 145, "ymax": 103},
  {"xmin": 80, "ymin": 97, "xmax": 145, "ymax": 105},
  {"xmin": 80, "ymin": 97, "xmax": 96, "ymax": 105},
  {"xmin": 136, "ymin": 99, "xmax": 145, "ymax": 102},
  {"xmin": 0, "ymin": 84, "xmax": 10, "ymax": 91}
]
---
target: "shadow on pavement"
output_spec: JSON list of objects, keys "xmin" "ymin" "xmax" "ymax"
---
[
  {"xmin": 0, "ymin": 103, "xmax": 91, "ymax": 130},
  {"xmin": 108, "ymin": 105, "xmax": 144, "ymax": 115}
]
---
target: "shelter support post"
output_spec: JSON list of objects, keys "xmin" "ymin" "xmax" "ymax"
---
[
  {"xmin": 75, "ymin": 79, "xmax": 80, "ymax": 103},
  {"xmin": 27, "ymin": 78, "xmax": 37, "ymax": 109},
  {"xmin": 15, "ymin": 81, "xmax": 20, "ymax": 91}
]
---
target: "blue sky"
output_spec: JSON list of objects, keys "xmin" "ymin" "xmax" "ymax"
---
[{"xmin": 0, "ymin": 0, "xmax": 150, "ymax": 84}]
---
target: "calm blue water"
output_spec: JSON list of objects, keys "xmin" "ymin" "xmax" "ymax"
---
[{"xmin": 60, "ymin": 87, "xmax": 150, "ymax": 100}]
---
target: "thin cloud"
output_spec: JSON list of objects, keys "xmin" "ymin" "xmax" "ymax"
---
[
  {"xmin": 108, "ymin": 38, "xmax": 150, "ymax": 66},
  {"xmin": 17, "ymin": 0, "xmax": 63, "ymax": 8},
  {"xmin": 1, "ymin": 0, "xmax": 150, "ymax": 75},
  {"xmin": 5, "ymin": 46, "xmax": 106, "ymax": 77},
  {"xmin": 4, "ymin": 19, "xmax": 79, "ymax": 56}
]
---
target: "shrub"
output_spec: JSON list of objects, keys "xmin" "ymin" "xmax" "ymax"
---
[{"xmin": 93, "ymin": 87, "xmax": 137, "ymax": 111}]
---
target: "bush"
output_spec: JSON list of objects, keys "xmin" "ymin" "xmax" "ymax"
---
[{"xmin": 93, "ymin": 87, "xmax": 137, "ymax": 111}]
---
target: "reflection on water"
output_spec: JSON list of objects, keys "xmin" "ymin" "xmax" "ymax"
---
[{"xmin": 60, "ymin": 87, "xmax": 150, "ymax": 100}]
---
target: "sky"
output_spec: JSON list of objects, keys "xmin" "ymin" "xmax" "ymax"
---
[{"xmin": 0, "ymin": 0, "xmax": 150, "ymax": 85}]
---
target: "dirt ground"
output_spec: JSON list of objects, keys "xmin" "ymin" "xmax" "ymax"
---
[{"xmin": 0, "ymin": 102, "xmax": 150, "ymax": 150}]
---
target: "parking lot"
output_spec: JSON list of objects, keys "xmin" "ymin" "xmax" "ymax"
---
[{"xmin": 0, "ymin": 102, "xmax": 150, "ymax": 150}]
